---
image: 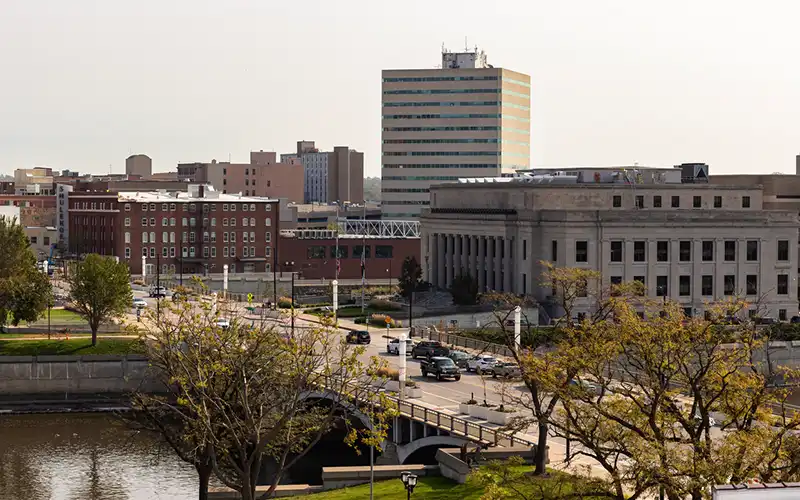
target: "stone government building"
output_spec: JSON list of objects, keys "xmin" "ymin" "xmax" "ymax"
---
[{"xmin": 420, "ymin": 163, "xmax": 800, "ymax": 322}]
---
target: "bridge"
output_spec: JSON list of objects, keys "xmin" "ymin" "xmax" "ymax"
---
[{"xmin": 306, "ymin": 387, "xmax": 535, "ymax": 466}]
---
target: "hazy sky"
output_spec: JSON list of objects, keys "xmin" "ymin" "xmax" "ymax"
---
[{"xmin": 2, "ymin": 0, "xmax": 799, "ymax": 177}]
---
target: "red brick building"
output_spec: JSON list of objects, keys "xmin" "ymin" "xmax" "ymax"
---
[
  {"xmin": 67, "ymin": 185, "xmax": 279, "ymax": 275},
  {"xmin": 0, "ymin": 194, "xmax": 57, "ymax": 226},
  {"xmin": 277, "ymin": 231, "xmax": 421, "ymax": 281}
]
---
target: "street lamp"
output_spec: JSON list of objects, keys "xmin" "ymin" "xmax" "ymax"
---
[
  {"xmin": 399, "ymin": 472, "xmax": 417, "ymax": 500},
  {"xmin": 285, "ymin": 261, "xmax": 295, "ymax": 335}
]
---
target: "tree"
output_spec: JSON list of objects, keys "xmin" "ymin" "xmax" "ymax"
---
[
  {"xmin": 67, "ymin": 254, "xmax": 133, "ymax": 346},
  {"xmin": 131, "ymin": 295, "xmax": 394, "ymax": 500},
  {"xmin": 398, "ymin": 256, "xmax": 422, "ymax": 298},
  {"xmin": 481, "ymin": 263, "xmax": 613, "ymax": 475},
  {"xmin": 0, "ymin": 216, "xmax": 51, "ymax": 332},
  {"xmin": 450, "ymin": 268, "xmax": 479, "ymax": 305},
  {"xmin": 545, "ymin": 292, "xmax": 800, "ymax": 500}
]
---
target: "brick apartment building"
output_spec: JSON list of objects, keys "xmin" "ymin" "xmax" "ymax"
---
[
  {"xmin": 178, "ymin": 151, "xmax": 304, "ymax": 203},
  {"xmin": 0, "ymin": 195, "xmax": 57, "ymax": 226},
  {"xmin": 67, "ymin": 185, "xmax": 279, "ymax": 276}
]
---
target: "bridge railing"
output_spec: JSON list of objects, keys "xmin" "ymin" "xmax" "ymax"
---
[
  {"xmin": 393, "ymin": 398, "xmax": 535, "ymax": 449},
  {"xmin": 415, "ymin": 328, "xmax": 514, "ymax": 358}
]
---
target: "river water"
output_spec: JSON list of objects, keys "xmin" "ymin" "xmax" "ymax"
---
[{"xmin": 0, "ymin": 414, "xmax": 201, "ymax": 500}]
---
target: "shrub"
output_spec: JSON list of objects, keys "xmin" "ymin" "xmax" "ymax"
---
[
  {"xmin": 277, "ymin": 297, "xmax": 293, "ymax": 309},
  {"xmin": 368, "ymin": 299, "xmax": 401, "ymax": 312},
  {"xmin": 374, "ymin": 367, "xmax": 416, "ymax": 388},
  {"xmin": 370, "ymin": 313, "xmax": 395, "ymax": 328}
]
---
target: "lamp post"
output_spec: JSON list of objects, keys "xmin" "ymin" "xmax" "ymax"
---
[
  {"xmin": 223, "ymin": 264, "xmax": 229, "ymax": 299},
  {"xmin": 386, "ymin": 265, "xmax": 391, "ymax": 290},
  {"xmin": 332, "ymin": 279, "xmax": 339, "ymax": 325},
  {"xmin": 179, "ymin": 248, "xmax": 183, "ymax": 286},
  {"xmin": 285, "ymin": 261, "xmax": 295, "ymax": 335},
  {"xmin": 142, "ymin": 255, "xmax": 147, "ymax": 283},
  {"xmin": 400, "ymin": 471, "xmax": 417, "ymax": 500}
]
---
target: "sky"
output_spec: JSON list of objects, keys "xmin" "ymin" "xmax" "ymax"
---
[{"xmin": 2, "ymin": 0, "xmax": 800, "ymax": 177}]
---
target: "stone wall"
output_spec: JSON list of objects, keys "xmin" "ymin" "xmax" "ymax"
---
[{"xmin": 0, "ymin": 355, "xmax": 162, "ymax": 396}]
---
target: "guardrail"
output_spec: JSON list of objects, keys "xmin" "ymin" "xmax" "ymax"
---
[
  {"xmin": 415, "ymin": 328, "xmax": 514, "ymax": 358},
  {"xmin": 393, "ymin": 397, "xmax": 535, "ymax": 448}
]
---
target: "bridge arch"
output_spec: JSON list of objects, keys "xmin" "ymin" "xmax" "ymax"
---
[
  {"xmin": 301, "ymin": 390, "xmax": 374, "ymax": 431},
  {"xmin": 396, "ymin": 435, "xmax": 468, "ymax": 464}
]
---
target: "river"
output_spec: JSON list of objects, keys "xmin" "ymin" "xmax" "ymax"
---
[{"xmin": 0, "ymin": 414, "xmax": 201, "ymax": 500}]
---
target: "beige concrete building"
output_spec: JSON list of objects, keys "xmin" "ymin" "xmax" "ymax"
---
[
  {"xmin": 280, "ymin": 202, "xmax": 381, "ymax": 230},
  {"xmin": 25, "ymin": 226, "xmax": 57, "ymax": 258},
  {"xmin": 281, "ymin": 141, "xmax": 364, "ymax": 204},
  {"xmin": 381, "ymin": 48, "xmax": 531, "ymax": 219},
  {"xmin": 421, "ymin": 166, "xmax": 800, "ymax": 322},
  {"xmin": 14, "ymin": 167, "xmax": 55, "ymax": 195},
  {"xmin": 177, "ymin": 151, "xmax": 304, "ymax": 203},
  {"xmin": 126, "ymin": 154, "xmax": 152, "ymax": 178}
]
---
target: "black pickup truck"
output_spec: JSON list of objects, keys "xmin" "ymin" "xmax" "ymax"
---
[
  {"xmin": 410, "ymin": 341, "xmax": 449, "ymax": 360},
  {"xmin": 420, "ymin": 357, "xmax": 462, "ymax": 381}
]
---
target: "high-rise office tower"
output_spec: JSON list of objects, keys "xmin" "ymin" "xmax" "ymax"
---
[{"xmin": 381, "ymin": 47, "xmax": 531, "ymax": 219}]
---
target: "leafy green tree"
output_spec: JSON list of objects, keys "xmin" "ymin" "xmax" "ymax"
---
[
  {"xmin": 132, "ymin": 296, "xmax": 395, "ymax": 500},
  {"xmin": 0, "ymin": 216, "xmax": 51, "ymax": 331},
  {"xmin": 398, "ymin": 256, "xmax": 422, "ymax": 298},
  {"xmin": 450, "ymin": 268, "xmax": 479, "ymax": 305},
  {"xmin": 67, "ymin": 254, "xmax": 133, "ymax": 345}
]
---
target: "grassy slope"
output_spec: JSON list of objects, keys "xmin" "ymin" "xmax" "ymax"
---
[{"xmin": 0, "ymin": 338, "xmax": 144, "ymax": 356}]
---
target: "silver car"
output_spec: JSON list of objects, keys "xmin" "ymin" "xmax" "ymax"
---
[{"xmin": 491, "ymin": 362, "xmax": 522, "ymax": 379}]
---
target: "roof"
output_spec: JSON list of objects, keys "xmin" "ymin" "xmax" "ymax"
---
[{"xmin": 116, "ymin": 191, "xmax": 279, "ymax": 204}]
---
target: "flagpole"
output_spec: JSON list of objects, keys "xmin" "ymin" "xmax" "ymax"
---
[
  {"xmin": 335, "ymin": 202, "xmax": 340, "ymax": 282},
  {"xmin": 360, "ymin": 203, "xmax": 366, "ymax": 313}
]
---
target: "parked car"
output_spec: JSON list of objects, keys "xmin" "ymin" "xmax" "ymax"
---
[
  {"xmin": 790, "ymin": 315, "xmax": 800, "ymax": 324},
  {"xmin": 216, "ymin": 318, "xmax": 230, "ymax": 329},
  {"xmin": 387, "ymin": 338, "xmax": 414, "ymax": 355},
  {"xmin": 448, "ymin": 350, "xmax": 471, "ymax": 369},
  {"xmin": 420, "ymin": 357, "xmax": 462, "ymax": 381},
  {"xmin": 149, "ymin": 286, "xmax": 168, "ymax": 298},
  {"xmin": 133, "ymin": 298, "xmax": 148, "ymax": 309},
  {"xmin": 411, "ymin": 341, "xmax": 449, "ymax": 360},
  {"xmin": 491, "ymin": 361, "xmax": 522, "ymax": 379},
  {"xmin": 346, "ymin": 330, "xmax": 371, "ymax": 344},
  {"xmin": 569, "ymin": 378, "xmax": 602, "ymax": 395},
  {"xmin": 466, "ymin": 355, "xmax": 497, "ymax": 374}
]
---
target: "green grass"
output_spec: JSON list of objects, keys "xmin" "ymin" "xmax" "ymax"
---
[
  {"xmin": 0, "ymin": 338, "xmax": 145, "ymax": 356},
  {"xmin": 290, "ymin": 469, "xmax": 608, "ymax": 499},
  {"xmin": 25, "ymin": 309, "xmax": 86, "ymax": 325}
]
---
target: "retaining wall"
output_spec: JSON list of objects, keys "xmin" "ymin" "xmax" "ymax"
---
[{"xmin": 0, "ymin": 355, "xmax": 162, "ymax": 395}]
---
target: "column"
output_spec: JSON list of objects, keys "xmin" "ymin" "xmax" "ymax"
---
[
  {"xmin": 486, "ymin": 237, "xmax": 495, "ymax": 290},
  {"xmin": 470, "ymin": 236, "xmax": 478, "ymax": 280},
  {"xmin": 715, "ymin": 238, "xmax": 725, "ymax": 298},
  {"xmin": 477, "ymin": 236, "xmax": 486, "ymax": 291},
  {"xmin": 437, "ymin": 233, "xmax": 445, "ymax": 289},
  {"xmin": 461, "ymin": 235, "xmax": 470, "ymax": 276},
  {"xmin": 503, "ymin": 238, "xmax": 512, "ymax": 292},
  {"xmin": 445, "ymin": 235, "xmax": 454, "ymax": 289},
  {"xmin": 422, "ymin": 232, "xmax": 431, "ymax": 283},
  {"xmin": 494, "ymin": 237, "xmax": 503, "ymax": 291}
]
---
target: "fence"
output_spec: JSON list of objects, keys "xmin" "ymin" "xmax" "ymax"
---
[
  {"xmin": 394, "ymin": 398, "xmax": 535, "ymax": 448},
  {"xmin": 415, "ymin": 327, "xmax": 514, "ymax": 358}
]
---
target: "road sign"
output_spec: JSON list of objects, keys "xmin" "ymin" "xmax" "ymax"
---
[{"xmin": 247, "ymin": 293, "xmax": 253, "ymax": 304}]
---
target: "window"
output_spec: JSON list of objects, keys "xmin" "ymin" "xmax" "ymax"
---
[
  {"xmin": 211, "ymin": 218, "xmax": 216, "ymax": 226},
  {"xmin": 610, "ymin": 276, "xmax": 622, "ymax": 286},
  {"xmin": 610, "ymin": 241, "xmax": 623, "ymax": 262},
  {"xmin": 249, "ymin": 218, "xmax": 255, "ymax": 226},
  {"xmin": 243, "ymin": 217, "xmax": 249, "ymax": 227},
  {"xmin": 633, "ymin": 276, "xmax": 646, "ymax": 295},
  {"xmin": 575, "ymin": 241, "xmax": 588, "ymax": 263},
  {"xmin": 149, "ymin": 203, "xmax": 156, "ymax": 212},
  {"xmin": 679, "ymin": 241, "xmax": 691, "ymax": 262},
  {"xmin": 778, "ymin": 274, "xmax": 789, "ymax": 295},
  {"xmin": 203, "ymin": 231, "xmax": 209, "ymax": 243},
  {"xmin": 124, "ymin": 203, "xmax": 131, "ymax": 211},
  {"xmin": 693, "ymin": 196, "xmax": 702, "ymax": 208},
  {"xmin": 142, "ymin": 217, "xmax": 148, "ymax": 226},
  {"xmin": 162, "ymin": 231, "xmax": 168, "ymax": 243},
  {"xmin": 210, "ymin": 247, "xmax": 216, "ymax": 258},
  {"xmin": 142, "ymin": 204, "xmax": 148, "ymax": 212},
  {"xmin": 189, "ymin": 247, "xmax": 196, "ymax": 257},
  {"xmin": 249, "ymin": 231, "xmax": 255, "ymax": 242},
  {"xmin": 223, "ymin": 204, "xmax": 228, "ymax": 211},
  {"xmin": 724, "ymin": 240, "xmax": 736, "ymax": 261},
  {"xmin": 522, "ymin": 239, "xmax": 527, "ymax": 261},
  {"xmin": 746, "ymin": 275, "xmax": 758, "ymax": 295},
  {"xmin": 702, "ymin": 240, "xmax": 714, "ymax": 261},
  {"xmin": 223, "ymin": 218, "xmax": 229, "ymax": 227},
  {"xmin": 230, "ymin": 232, "xmax": 235, "ymax": 242},
  {"xmin": 190, "ymin": 217, "xmax": 196, "ymax": 227},
  {"xmin": 265, "ymin": 232, "xmax": 271, "ymax": 243},
  {"xmin": 149, "ymin": 232, "xmax": 155, "ymax": 243},
  {"xmin": 633, "ymin": 241, "xmax": 646, "ymax": 262},
  {"xmin": 612, "ymin": 195, "xmax": 621, "ymax": 208},
  {"xmin": 142, "ymin": 247, "xmax": 148, "ymax": 257},
  {"xmin": 653, "ymin": 195, "xmax": 662, "ymax": 208},
  {"xmin": 671, "ymin": 196, "xmax": 680, "ymax": 208},
  {"xmin": 656, "ymin": 276, "xmax": 668, "ymax": 296},
  {"xmin": 679, "ymin": 275, "xmax": 691, "ymax": 296},
  {"xmin": 150, "ymin": 217, "xmax": 155, "ymax": 226},
  {"xmin": 210, "ymin": 232, "xmax": 216, "ymax": 243},
  {"xmin": 702, "ymin": 275, "xmax": 713, "ymax": 296},
  {"xmin": 43, "ymin": 236, "xmax": 49, "ymax": 245},
  {"xmin": 170, "ymin": 203, "xmax": 176, "ymax": 212},
  {"xmin": 250, "ymin": 204, "xmax": 256, "ymax": 211},
  {"xmin": 780, "ymin": 309, "xmax": 787, "ymax": 321},
  {"xmin": 125, "ymin": 217, "xmax": 131, "ymax": 227},
  {"xmin": 125, "ymin": 247, "xmax": 131, "ymax": 258},
  {"xmin": 223, "ymin": 247, "xmax": 229, "ymax": 257},
  {"xmin": 242, "ymin": 246, "xmax": 248, "ymax": 257},
  {"xmin": 162, "ymin": 247, "xmax": 168, "ymax": 258},
  {"xmin": 169, "ymin": 247, "xmax": 175, "ymax": 257},
  {"xmin": 230, "ymin": 204, "xmax": 236, "ymax": 212},
  {"xmin": 724, "ymin": 275, "xmax": 736, "ymax": 296},
  {"xmin": 190, "ymin": 232, "xmax": 195, "ymax": 243},
  {"xmin": 182, "ymin": 217, "xmax": 188, "ymax": 227},
  {"xmin": 189, "ymin": 204, "xmax": 196, "ymax": 212},
  {"xmin": 242, "ymin": 203, "xmax": 248, "ymax": 212},
  {"xmin": 230, "ymin": 246, "xmax": 236, "ymax": 257},
  {"xmin": 149, "ymin": 247, "xmax": 156, "ymax": 258},
  {"xmin": 656, "ymin": 241, "xmax": 669, "ymax": 262},
  {"xmin": 746, "ymin": 240, "xmax": 758, "ymax": 261},
  {"xmin": 29, "ymin": 236, "xmax": 37, "ymax": 244},
  {"xmin": 742, "ymin": 196, "xmax": 751, "ymax": 208},
  {"xmin": 714, "ymin": 196, "xmax": 722, "ymax": 208},
  {"xmin": 250, "ymin": 247, "xmax": 255, "ymax": 258},
  {"xmin": 778, "ymin": 240, "xmax": 790, "ymax": 261},
  {"xmin": 242, "ymin": 232, "xmax": 249, "ymax": 243},
  {"xmin": 265, "ymin": 218, "xmax": 271, "ymax": 227},
  {"xmin": 170, "ymin": 217, "xmax": 176, "ymax": 226},
  {"xmin": 182, "ymin": 231, "xmax": 187, "ymax": 243},
  {"xmin": 635, "ymin": 195, "xmax": 644, "ymax": 209},
  {"xmin": 551, "ymin": 240, "xmax": 557, "ymax": 262},
  {"xmin": 376, "ymin": 245, "xmax": 394, "ymax": 258},
  {"xmin": 308, "ymin": 246, "xmax": 326, "ymax": 259},
  {"xmin": 353, "ymin": 245, "xmax": 371, "ymax": 259},
  {"xmin": 265, "ymin": 246, "xmax": 271, "ymax": 258}
]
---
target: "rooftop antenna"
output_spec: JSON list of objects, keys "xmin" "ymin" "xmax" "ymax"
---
[{"xmin": 465, "ymin": 36, "xmax": 468, "ymax": 51}]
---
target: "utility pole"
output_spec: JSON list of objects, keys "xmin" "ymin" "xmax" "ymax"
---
[
  {"xmin": 361, "ymin": 203, "xmax": 366, "ymax": 313},
  {"xmin": 156, "ymin": 252, "xmax": 161, "ymax": 323}
]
